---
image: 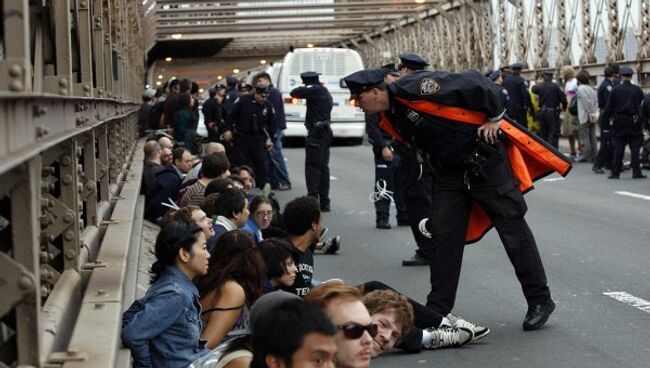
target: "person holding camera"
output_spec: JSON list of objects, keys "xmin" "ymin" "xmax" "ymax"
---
[
  {"xmin": 343, "ymin": 68, "xmax": 571, "ymax": 332},
  {"xmin": 290, "ymin": 72, "xmax": 334, "ymax": 212}
]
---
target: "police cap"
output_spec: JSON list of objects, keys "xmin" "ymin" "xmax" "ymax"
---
[
  {"xmin": 399, "ymin": 54, "xmax": 429, "ymax": 71},
  {"xmin": 300, "ymin": 71, "xmax": 320, "ymax": 85},
  {"xmin": 215, "ymin": 84, "xmax": 227, "ymax": 90},
  {"xmin": 255, "ymin": 84, "xmax": 270, "ymax": 95},
  {"xmin": 510, "ymin": 62, "xmax": 524, "ymax": 70},
  {"xmin": 381, "ymin": 62, "xmax": 400, "ymax": 76},
  {"xmin": 619, "ymin": 66, "xmax": 634, "ymax": 76},
  {"xmin": 488, "ymin": 70, "xmax": 501, "ymax": 81},
  {"xmin": 142, "ymin": 88, "xmax": 156, "ymax": 99},
  {"xmin": 343, "ymin": 69, "xmax": 388, "ymax": 97},
  {"xmin": 207, "ymin": 87, "xmax": 217, "ymax": 95},
  {"xmin": 226, "ymin": 76, "xmax": 239, "ymax": 86}
]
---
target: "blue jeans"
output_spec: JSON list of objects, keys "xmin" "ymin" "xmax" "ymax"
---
[{"xmin": 267, "ymin": 130, "xmax": 292, "ymax": 188}]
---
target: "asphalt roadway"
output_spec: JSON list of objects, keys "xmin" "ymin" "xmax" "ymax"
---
[{"xmin": 274, "ymin": 143, "xmax": 650, "ymax": 368}]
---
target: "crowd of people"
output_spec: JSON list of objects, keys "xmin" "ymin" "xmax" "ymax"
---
[{"xmin": 125, "ymin": 54, "xmax": 649, "ymax": 368}]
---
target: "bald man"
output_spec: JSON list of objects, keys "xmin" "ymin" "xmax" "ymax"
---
[
  {"xmin": 184, "ymin": 142, "xmax": 229, "ymax": 182},
  {"xmin": 142, "ymin": 140, "xmax": 163, "ymax": 201},
  {"xmin": 158, "ymin": 136, "xmax": 173, "ymax": 150}
]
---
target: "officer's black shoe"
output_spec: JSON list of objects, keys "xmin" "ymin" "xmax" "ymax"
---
[
  {"xmin": 320, "ymin": 205, "xmax": 330, "ymax": 212},
  {"xmin": 396, "ymin": 220, "xmax": 410, "ymax": 227},
  {"xmin": 608, "ymin": 174, "xmax": 619, "ymax": 179},
  {"xmin": 376, "ymin": 222, "xmax": 391, "ymax": 229},
  {"xmin": 592, "ymin": 166, "xmax": 605, "ymax": 174},
  {"xmin": 401, "ymin": 254, "xmax": 430, "ymax": 266},
  {"xmin": 523, "ymin": 299, "xmax": 555, "ymax": 331},
  {"xmin": 632, "ymin": 173, "xmax": 647, "ymax": 179}
]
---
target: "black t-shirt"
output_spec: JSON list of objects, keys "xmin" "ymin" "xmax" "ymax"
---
[{"xmin": 281, "ymin": 242, "xmax": 314, "ymax": 297}]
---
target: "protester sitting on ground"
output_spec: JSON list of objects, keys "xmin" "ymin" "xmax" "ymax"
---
[
  {"xmin": 185, "ymin": 142, "xmax": 228, "ymax": 182},
  {"xmin": 305, "ymin": 282, "xmax": 374, "ymax": 368},
  {"xmin": 204, "ymin": 177, "xmax": 235, "ymax": 197},
  {"xmin": 195, "ymin": 231, "xmax": 266, "ymax": 349},
  {"xmin": 161, "ymin": 147, "xmax": 173, "ymax": 166},
  {"xmin": 204, "ymin": 188, "xmax": 250, "ymax": 251},
  {"xmin": 169, "ymin": 205, "xmax": 215, "ymax": 242},
  {"xmin": 229, "ymin": 175, "xmax": 246, "ymax": 190},
  {"xmin": 250, "ymin": 295, "xmax": 337, "ymax": 368},
  {"xmin": 158, "ymin": 136, "xmax": 174, "ymax": 150},
  {"xmin": 146, "ymin": 147, "xmax": 193, "ymax": 222},
  {"xmin": 231, "ymin": 166, "xmax": 255, "ymax": 192},
  {"xmin": 121, "ymin": 221, "xmax": 210, "ymax": 367},
  {"xmin": 242, "ymin": 196, "xmax": 274, "ymax": 245},
  {"xmin": 142, "ymin": 140, "xmax": 163, "ymax": 198},
  {"xmin": 261, "ymin": 194, "xmax": 288, "ymax": 240},
  {"xmin": 258, "ymin": 238, "xmax": 299, "ymax": 292},
  {"xmin": 179, "ymin": 153, "xmax": 230, "ymax": 207}
]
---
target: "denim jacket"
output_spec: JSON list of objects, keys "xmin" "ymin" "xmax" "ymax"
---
[{"xmin": 122, "ymin": 266, "xmax": 207, "ymax": 368}]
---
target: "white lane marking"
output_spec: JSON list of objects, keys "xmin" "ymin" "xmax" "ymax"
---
[
  {"xmin": 543, "ymin": 177, "xmax": 565, "ymax": 182},
  {"xmin": 615, "ymin": 191, "xmax": 650, "ymax": 201},
  {"xmin": 330, "ymin": 176, "xmax": 338, "ymax": 180},
  {"xmin": 603, "ymin": 291, "xmax": 650, "ymax": 313}
]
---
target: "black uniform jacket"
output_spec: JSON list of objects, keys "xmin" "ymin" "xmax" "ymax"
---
[{"xmin": 377, "ymin": 70, "xmax": 572, "ymax": 243}]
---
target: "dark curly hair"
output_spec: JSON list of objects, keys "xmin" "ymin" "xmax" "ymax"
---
[{"xmin": 282, "ymin": 196, "xmax": 320, "ymax": 236}]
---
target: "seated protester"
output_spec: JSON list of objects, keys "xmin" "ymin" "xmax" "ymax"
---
[
  {"xmin": 145, "ymin": 147, "xmax": 193, "ymax": 222},
  {"xmin": 258, "ymin": 238, "xmax": 299, "ymax": 293},
  {"xmin": 205, "ymin": 177, "xmax": 235, "ymax": 197},
  {"xmin": 170, "ymin": 205, "xmax": 216, "ymax": 243},
  {"xmin": 229, "ymin": 175, "xmax": 246, "ymax": 190},
  {"xmin": 242, "ymin": 196, "xmax": 274, "ymax": 245},
  {"xmin": 161, "ymin": 147, "xmax": 173, "ymax": 166},
  {"xmin": 195, "ymin": 231, "xmax": 266, "ymax": 349},
  {"xmin": 250, "ymin": 294, "xmax": 337, "ymax": 368},
  {"xmin": 179, "ymin": 153, "xmax": 230, "ymax": 207},
  {"xmin": 231, "ymin": 165, "xmax": 255, "ymax": 193},
  {"xmin": 260, "ymin": 193, "xmax": 288, "ymax": 240},
  {"xmin": 305, "ymin": 282, "xmax": 375, "ymax": 368},
  {"xmin": 142, "ymin": 140, "xmax": 163, "ymax": 197},
  {"xmin": 121, "ymin": 221, "xmax": 210, "ymax": 368},
  {"xmin": 281, "ymin": 196, "xmax": 323, "ymax": 297},
  {"xmin": 185, "ymin": 142, "xmax": 228, "ymax": 182},
  {"xmin": 203, "ymin": 188, "xmax": 250, "ymax": 251}
]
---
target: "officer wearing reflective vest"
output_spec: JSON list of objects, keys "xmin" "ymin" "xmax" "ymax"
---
[
  {"xmin": 290, "ymin": 72, "xmax": 334, "ymax": 211},
  {"xmin": 343, "ymin": 68, "xmax": 572, "ymax": 331}
]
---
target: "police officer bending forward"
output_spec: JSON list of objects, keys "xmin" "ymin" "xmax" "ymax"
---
[
  {"xmin": 291, "ymin": 72, "xmax": 334, "ymax": 211},
  {"xmin": 344, "ymin": 68, "xmax": 572, "ymax": 331}
]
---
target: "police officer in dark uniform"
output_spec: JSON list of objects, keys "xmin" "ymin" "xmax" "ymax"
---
[
  {"xmin": 202, "ymin": 87, "xmax": 223, "ymax": 143},
  {"xmin": 290, "ymin": 72, "xmax": 334, "ymax": 211},
  {"xmin": 221, "ymin": 76, "xmax": 241, "ymax": 163},
  {"xmin": 592, "ymin": 66, "xmax": 617, "ymax": 174},
  {"xmin": 601, "ymin": 67, "xmax": 647, "ymax": 179},
  {"xmin": 224, "ymin": 84, "xmax": 275, "ymax": 187},
  {"xmin": 344, "ymin": 68, "xmax": 567, "ymax": 331},
  {"xmin": 366, "ymin": 64, "xmax": 408, "ymax": 229},
  {"xmin": 502, "ymin": 62, "xmax": 533, "ymax": 127},
  {"xmin": 487, "ymin": 70, "xmax": 512, "ymax": 113},
  {"xmin": 396, "ymin": 54, "xmax": 435, "ymax": 266},
  {"xmin": 531, "ymin": 71, "xmax": 567, "ymax": 149}
]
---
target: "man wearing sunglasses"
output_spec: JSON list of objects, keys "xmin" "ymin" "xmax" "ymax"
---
[{"xmin": 305, "ymin": 282, "xmax": 375, "ymax": 368}]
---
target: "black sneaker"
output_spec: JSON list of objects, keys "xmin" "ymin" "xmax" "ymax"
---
[
  {"xmin": 376, "ymin": 222, "xmax": 391, "ymax": 229},
  {"xmin": 523, "ymin": 299, "xmax": 555, "ymax": 331},
  {"xmin": 401, "ymin": 254, "xmax": 430, "ymax": 266},
  {"xmin": 321, "ymin": 236, "xmax": 341, "ymax": 255},
  {"xmin": 447, "ymin": 313, "xmax": 490, "ymax": 341}
]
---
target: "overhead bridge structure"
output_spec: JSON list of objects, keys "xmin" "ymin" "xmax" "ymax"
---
[{"xmin": 1, "ymin": 1, "xmax": 649, "ymax": 367}]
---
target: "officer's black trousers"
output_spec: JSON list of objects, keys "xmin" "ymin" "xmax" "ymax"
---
[
  {"xmin": 399, "ymin": 150, "xmax": 433, "ymax": 254},
  {"xmin": 234, "ymin": 133, "xmax": 268, "ymax": 188},
  {"xmin": 421, "ymin": 154, "xmax": 551, "ymax": 315},
  {"xmin": 305, "ymin": 127, "xmax": 332, "ymax": 207},
  {"xmin": 509, "ymin": 106, "xmax": 528, "ymax": 129},
  {"xmin": 373, "ymin": 151, "xmax": 408, "ymax": 225},
  {"xmin": 611, "ymin": 118, "xmax": 644, "ymax": 176},
  {"xmin": 538, "ymin": 109, "xmax": 561, "ymax": 149}
]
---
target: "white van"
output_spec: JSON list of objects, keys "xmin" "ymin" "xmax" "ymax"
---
[{"xmin": 276, "ymin": 48, "xmax": 365, "ymax": 143}]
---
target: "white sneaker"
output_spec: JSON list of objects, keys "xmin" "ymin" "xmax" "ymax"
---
[
  {"xmin": 423, "ymin": 327, "xmax": 473, "ymax": 349},
  {"xmin": 447, "ymin": 313, "xmax": 490, "ymax": 341}
]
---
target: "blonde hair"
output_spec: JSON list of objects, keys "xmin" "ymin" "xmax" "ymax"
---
[{"xmin": 561, "ymin": 65, "xmax": 576, "ymax": 80}]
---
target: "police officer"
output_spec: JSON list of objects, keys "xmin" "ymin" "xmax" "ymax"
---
[
  {"xmin": 224, "ymin": 84, "xmax": 275, "ymax": 187},
  {"xmin": 592, "ymin": 66, "xmax": 617, "ymax": 174},
  {"xmin": 502, "ymin": 62, "xmax": 533, "ymax": 127},
  {"xmin": 344, "ymin": 68, "xmax": 570, "ymax": 331},
  {"xmin": 396, "ymin": 54, "xmax": 435, "ymax": 266},
  {"xmin": 601, "ymin": 67, "xmax": 647, "ymax": 179},
  {"xmin": 366, "ymin": 64, "xmax": 408, "ymax": 229},
  {"xmin": 221, "ymin": 76, "xmax": 240, "ymax": 126},
  {"xmin": 487, "ymin": 70, "xmax": 512, "ymax": 113},
  {"xmin": 290, "ymin": 72, "xmax": 334, "ymax": 211},
  {"xmin": 531, "ymin": 71, "xmax": 567, "ymax": 149},
  {"xmin": 202, "ymin": 87, "xmax": 223, "ymax": 143}
]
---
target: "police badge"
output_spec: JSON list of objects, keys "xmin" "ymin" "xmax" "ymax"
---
[{"xmin": 420, "ymin": 78, "xmax": 440, "ymax": 96}]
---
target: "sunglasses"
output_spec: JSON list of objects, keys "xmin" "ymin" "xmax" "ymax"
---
[{"xmin": 336, "ymin": 323, "xmax": 378, "ymax": 339}]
